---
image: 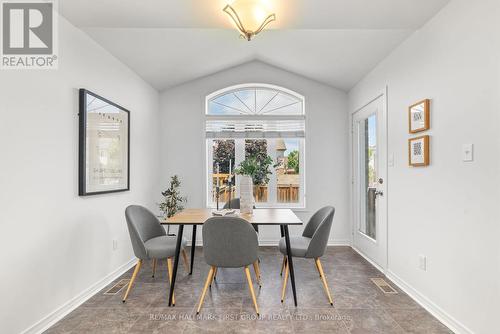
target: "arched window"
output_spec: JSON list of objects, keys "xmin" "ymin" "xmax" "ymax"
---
[{"xmin": 206, "ymin": 84, "xmax": 305, "ymax": 208}]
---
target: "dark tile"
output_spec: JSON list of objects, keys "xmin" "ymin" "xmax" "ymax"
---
[
  {"xmin": 82, "ymin": 282, "xmax": 162, "ymax": 309},
  {"xmin": 226, "ymin": 319, "xmax": 293, "ymax": 334},
  {"xmin": 128, "ymin": 308, "xmax": 191, "ymax": 333},
  {"xmin": 338, "ymin": 308, "xmax": 405, "ymax": 334},
  {"xmin": 44, "ymin": 247, "xmax": 451, "ymax": 334},
  {"xmin": 69, "ymin": 307, "xmax": 145, "ymax": 333},
  {"xmin": 44, "ymin": 307, "xmax": 92, "ymax": 334},
  {"xmin": 386, "ymin": 308, "xmax": 453, "ymax": 334},
  {"xmin": 182, "ymin": 308, "xmax": 243, "ymax": 333},
  {"xmin": 289, "ymin": 308, "xmax": 348, "ymax": 334}
]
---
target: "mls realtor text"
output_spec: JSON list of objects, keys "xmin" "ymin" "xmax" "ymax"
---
[{"xmin": 2, "ymin": 54, "xmax": 57, "ymax": 67}]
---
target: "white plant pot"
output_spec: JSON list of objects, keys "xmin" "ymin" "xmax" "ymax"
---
[{"xmin": 239, "ymin": 175, "xmax": 254, "ymax": 215}]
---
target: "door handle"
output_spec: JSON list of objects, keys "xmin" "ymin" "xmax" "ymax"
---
[{"xmin": 374, "ymin": 190, "xmax": 384, "ymax": 198}]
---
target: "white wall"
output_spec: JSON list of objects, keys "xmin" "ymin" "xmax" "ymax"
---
[
  {"xmin": 159, "ymin": 61, "xmax": 350, "ymax": 244},
  {"xmin": 0, "ymin": 17, "xmax": 160, "ymax": 334},
  {"xmin": 349, "ymin": 1, "xmax": 500, "ymax": 333}
]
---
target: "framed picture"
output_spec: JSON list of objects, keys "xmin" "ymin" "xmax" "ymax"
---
[
  {"xmin": 408, "ymin": 99, "xmax": 430, "ymax": 133},
  {"xmin": 408, "ymin": 135, "xmax": 430, "ymax": 167},
  {"xmin": 79, "ymin": 89, "xmax": 130, "ymax": 196}
]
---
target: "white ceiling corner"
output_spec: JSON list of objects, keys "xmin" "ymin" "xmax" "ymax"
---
[{"xmin": 60, "ymin": 0, "xmax": 450, "ymax": 91}]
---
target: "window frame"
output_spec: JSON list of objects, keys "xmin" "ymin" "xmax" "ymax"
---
[{"xmin": 204, "ymin": 84, "xmax": 306, "ymax": 209}]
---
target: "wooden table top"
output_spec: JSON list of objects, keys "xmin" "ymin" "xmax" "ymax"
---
[{"xmin": 162, "ymin": 208, "xmax": 302, "ymax": 226}]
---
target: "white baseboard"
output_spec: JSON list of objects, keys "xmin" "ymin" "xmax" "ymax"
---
[
  {"xmin": 351, "ymin": 246, "xmax": 386, "ymax": 273},
  {"xmin": 22, "ymin": 258, "xmax": 136, "ymax": 334},
  {"xmin": 385, "ymin": 270, "xmax": 472, "ymax": 334},
  {"xmin": 188, "ymin": 239, "xmax": 352, "ymax": 247}
]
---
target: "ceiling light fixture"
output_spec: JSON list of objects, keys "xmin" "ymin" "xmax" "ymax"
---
[{"xmin": 223, "ymin": 0, "xmax": 276, "ymax": 41}]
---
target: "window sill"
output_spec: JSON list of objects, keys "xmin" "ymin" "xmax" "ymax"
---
[{"xmin": 206, "ymin": 205, "xmax": 307, "ymax": 211}]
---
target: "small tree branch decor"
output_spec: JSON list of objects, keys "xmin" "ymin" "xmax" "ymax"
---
[{"xmin": 159, "ymin": 175, "xmax": 187, "ymax": 219}]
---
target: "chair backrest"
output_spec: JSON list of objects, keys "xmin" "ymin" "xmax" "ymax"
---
[
  {"xmin": 223, "ymin": 197, "xmax": 255, "ymax": 210},
  {"xmin": 125, "ymin": 205, "xmax": 166, "ymax": 259},
  {"xmin": 223, "ymin": 198, "xmax": 240, "ymax": 209},
  {"xmin": 303, "ymin": 206, "xmax": 335, "ymax": 258},
  {"xmin": 202, "ymin": 216, "xmax": 258, "ymax": 268}
]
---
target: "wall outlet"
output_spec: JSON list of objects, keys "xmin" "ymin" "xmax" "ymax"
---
[
  {"xmin": 112, "ymin": 239, "xmax": 118, "ymax": 251},
  {"xmin": 419, "ymin": 255, "xmax": 427, "ymax": 271}
]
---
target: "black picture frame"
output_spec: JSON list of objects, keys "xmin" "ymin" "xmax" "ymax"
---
[{"xmin": 78, "ymin": 89, "xmax": 130, "ymax": 196}]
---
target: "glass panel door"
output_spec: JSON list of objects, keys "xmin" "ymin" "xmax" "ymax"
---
[
  {"xmin": 352, "ymin": 93, "xmax": 387, "ymax": 270},
  {"xmin": 359, "ymin": 114, "xmax": 377, "ymax": 239}
]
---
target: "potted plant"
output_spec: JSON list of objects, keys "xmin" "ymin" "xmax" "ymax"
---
[
  {"xmin": 159, "ymin": 175, "xmax": 187, "ymax": 235},
  {"xmin": 234, "ymin": 155, "xmax": 273, "ymax": 214}
]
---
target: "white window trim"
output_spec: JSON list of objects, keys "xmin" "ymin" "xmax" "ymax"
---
[
  {"xmin": 205, "ymin": 83, "xmax": 305, "ymax": 115},
  {"xmin": 205, "ymin": 84, "xmax": 306, "ymax": 209}
]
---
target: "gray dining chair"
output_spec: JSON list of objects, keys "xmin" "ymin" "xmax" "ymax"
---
[
  {"xmin": 221, "ymin": 198, "xmax": 261, "ymax": 283},
  {"xmin": 279, "ymin": 206, "xmax": 335, "ymax": 305},
  {"xmin": 123, "ymin": 205, "xmax": 189, "ymax": 304},
  {"xmin": 223, "ymin": 198, "xmax": 259, "ymax": 233},
  {"xmin": 197, "ymin": 216, "xmax": 260, "ymax": 315}
]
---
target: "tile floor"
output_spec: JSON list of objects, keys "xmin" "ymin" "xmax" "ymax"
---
[{"xmin": 45, "ymin": 246, "xmax": 453, "ymax": 333}]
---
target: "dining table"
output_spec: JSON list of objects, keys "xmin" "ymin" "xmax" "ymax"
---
[{"xmin": 161, "ymin": 208, "xmax": 303, "ymax": 307}]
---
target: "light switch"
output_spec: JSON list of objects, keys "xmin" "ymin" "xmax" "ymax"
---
[
  {"xmin": 419, "ymin": 255, "xmax": 427, "ymax": 271},
  {"xmin": 462, "ymin": 144, "xmax": 474, "ymax": 162}
]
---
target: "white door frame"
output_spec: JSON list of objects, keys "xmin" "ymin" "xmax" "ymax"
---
[{"xmin": 350, "ymin": 87, "xmax": 388, "ymax": 272}]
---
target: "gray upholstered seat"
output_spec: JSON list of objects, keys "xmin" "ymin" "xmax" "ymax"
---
[
  {"xmin": 196, "ymin": 216, "xmax": 261, "ymax": 315},
  {"xmin": 125, "ymin": 205, "xmax": 187, "ymax": 260},
  {"xmin": 144, "ymin": 235, "xmax": 187, "ymax": 259},
  {"xmin": 278, "ymin": 236, "xmax": 310, "ymax": 257},
  {"xmin": 279, "ymin": 206, "xmax": 335, "ymax": 306},
  {"xmin": 123, "ymin": 205, "xmax": 188, "ymax": 303},
  {"xmin": 278, "ymin": 206, "xmax": 335, "ymax": 259}
]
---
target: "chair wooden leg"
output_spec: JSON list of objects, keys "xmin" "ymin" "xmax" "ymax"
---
[
  {"xmin": 167, "ymin": 257, "xmax": 176, "ymax": 306},
  {"xmin": 315, "ymin": 258, "xmax": 333, "ymax": 306},
  {"xmin": 244, "ymin": 266, "xmax": 260, "ymax": 316},
  {"xmin": 181, "ymin": 249, "xmax": 190, "ymax": 273},
  {"xmin": 280, "ymin": 256, "xmax": 287, "ymax": 276},
  {"xmin": 152, "ymin": 259, "xmax": 157, "ymax": 278},
  {"xmin": 209, "ymin": 267, "xmax": 217, "ymax": 288},
  {"xmin": 314, "ymin": 259, "xmax": 321, "ymax": 278},
  {"xmin": 123, "ymin": 259, "xmax": 142, "ymax": 302},
  {"xmin": 253, "ymin": 261, "xmax": 262, "ymax": 287},
  {"xmin": 281, "ymin": 260, "xmax": 289, "ymax": 302},
  {"xmin": 197, "ymin": 266, "xmax": 215, "ymax": 314}
]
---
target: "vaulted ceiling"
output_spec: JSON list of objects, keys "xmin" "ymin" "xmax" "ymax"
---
[{"xmin": 59, "ymin": 0, "xmax": 450, "ymax": 91}]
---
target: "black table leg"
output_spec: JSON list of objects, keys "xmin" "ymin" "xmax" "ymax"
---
[
  {"xmin": 190, "ymin": 225, "xmax": 197, "ymax": 275},
  {"xmin": 283, "ymin": 225, "xmax": 298, "ymax": 306},
  {"xmin": 280, "ymin": 225, "xmax": 284, "ymax": 237},
  {"xmin": 168, "ymin": 225, "xmax": 184, "ymax": 306}
]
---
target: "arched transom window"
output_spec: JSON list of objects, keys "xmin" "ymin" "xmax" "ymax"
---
[{"xmin": 205, "ymin": 84, "xmax": 305, "ymax": 208}]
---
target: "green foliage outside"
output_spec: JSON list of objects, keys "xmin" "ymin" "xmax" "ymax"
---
[
  {"xmin": 368, "ymin": 147, "xmax": 376, "ymax": 184},
  {"xmin": 213, "ymin": 140, "xmax": 234, "ymax": 173},
  {"xmin": 287, "ymin": 150, "xmax": 299, "ymax": 174},
  {"xmin": 234, "ymin": 155, "xmax": 274, "ymax": 186}
]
